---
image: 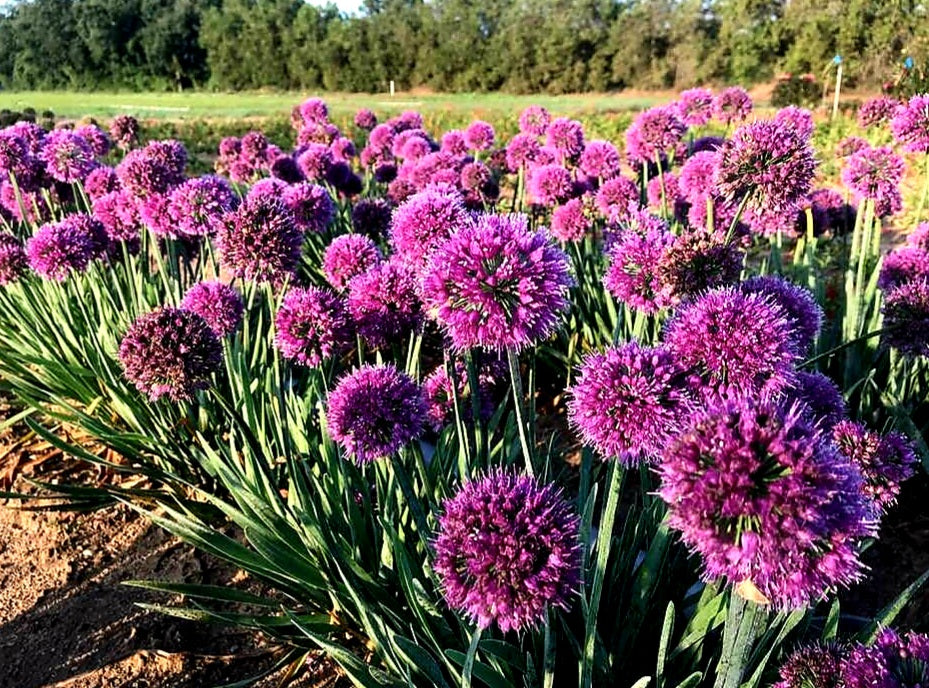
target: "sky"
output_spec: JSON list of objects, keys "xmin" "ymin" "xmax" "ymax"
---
[{"xmin": 309, "ymin": 0, "xmax": 364, "ymax": 15}]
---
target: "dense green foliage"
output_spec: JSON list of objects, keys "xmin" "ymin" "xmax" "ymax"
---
[{"xmin": 1, "ymin": 0, "xmax": 928, "ymax": 93}]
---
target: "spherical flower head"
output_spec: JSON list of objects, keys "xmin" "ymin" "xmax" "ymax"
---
[
  {"xmin": 179, "ymin": 280, "xmax": 245, "ymax": 338},
  {"xmin": 774, "ymin": 643, "xmax": 845, "ymax": 688},
  {"xmin": 658, "ymin": 400, "xmax": 873, "ymax": 609},
  {"xmin": 298, "ymin": 97, "xmax": 329, "ymax": 126},
  {"xmin": 391, "ymin": 129, "xmax": 427, "ymax": 158},
  {"xmin": 568, "ymin": 342, "xmax": 687, "ymax": 464},
  {"xmin": 146, "ymin": 139, "xmax": 187, "ymax": 179},
  {"xmin": 117, "ymin": 142, "xmax": 184, "ymax": 199},
  {"xmin": 389, "ymin": 187, "xmax": 469, "ymax": 271},
  {"xmin": 119, "ymin": 307, "xmax": 222, "ymax": 403},
  {"xmin": 246, "ymin": 177, "xmax": 288, "ymax": 204},
  {"xmin": 40, "ymin": 130, "xmax": 96, "ymax": 183},
  {"xmin": 439, "ymin": 129, "xmax": 468, "ymax": 156},
  {"xmin": 545, "ymin": 118, "xmax": 585, "ymax": 162},
  {"xmin": 551, "ymin": 197, "xmax": 592, "ymax": 242},
  {"xmin": 596, "ymin": 175, "xmax": 641, "ymax": 222},
  {"xmin": 625, "ymin": 106, "xmax": 687, "ymax": 166},
  {"xmin": 579, "ymin": 140, "xmax": 621, "ymax": 180},
  {"xmin": 270, "ymin": 154, "xmax": 304, "ymax": 184},
  {"xmin": 528, "ymin": 164, "xmax": 574, "ymax": 207},
  {"xmin": 908, "ymin": 222, "xmax": 929, "ymax": 251},
  {"xmin": 890, "ymin": 94, "xmax": 929, "ymax": 153},
  {"xmin": 739, "ymin": 275, "xmax": 823, "ymax": 353},
  {"xmin": 604, "ymin": 228, "xmax": 674, "ymax": 314},
  {"xmin": 274, "ymin": 286, "xmax": 352, "ymax": 366},
  {"xmin": 169, "ymin": 175, "xmax": 237, "ymax": 238},
  {"xmin": 843, "ymin": 628, "xmax": 929, "ymax": 688},
  {"xmin": 841, "ymin": 145, "xmax": 904, "ymax": 217},
  {"xmin": 239, "ymin": 131, "xmax": 269, "ymax": 164},
  {"xmin": 675, "ymin": 88, "xmax": 714, "ymax": 127},
  {"xmin": 808, "ymin": 188, "xmax": 855, "ymax": 236},
  {"xmin": 395, "ymin": 110, "xmax": 424, "ymax": 132},
  {"xmin": 879, "ymin": 247, "xmax": 929, "ymax": 291},
  {"xmin": 678, "ymin": 151, "xmax": 719, "ymax": 205},
  {"xmin": 323, "ymin": 234, "xmax": 383, "ymax": 292},
  {"xmin": 330, "ymin": 136, "xmax": 356, "ymax": 163},
  {"xmin": 713, "ymin": 87, "xmax": 753, "ymax": 124},
  {"xmin": 505, "ymin": 133, "xmax": 540, "ymax": 172},
  {"xmin": 656, "ymin": 229, "xmax": 743, "ymax": 303},
  {"xmin": 326, "ymin": 363, "xmax": 426, "ymax": 463},
  {"xmin": 0, "ymin": 130, "xmax": 29, "ymax": 177},
  {"xmin": 0, "ymin": 232, "xmax": 28, "ymax": 285},
  {"xmin": 519, "ymin": 105, "xmax": 551, "ymax": 136},
  {"xmin": 464, "ymin": 120, "xmax": 495, "ymax": 151},
  {"xmin": 27, "ymin": 215, "xmax": 105, "ymax": 281},
  {"xmin": 858, "ymin": 96, "xmax": 899, "ymax": 128},
  {"xmin": 786, "ymin": 371, "xmax": 846, "ymax": 430},
  {"xmin": 773, "ymin": 106, "xmax": 815, "ymax": 140},
  {"xmin": 646, "ymin": 172, "xmax": 684, "ymax": 217},
  {"xmin": 433, "ymin": 470, "xmax": 581, "ymax": 632},
  {"xmin": 138, "ymin": 193, "xmax": 177, "ymax": 237},
  {"xmin": 388, "ymin": 177, "xmax": 416, "ymax": 204},
  {"xmin": 690, "ymin": 135, "xmax": 725, "ymax": 154},
  {"xmin": 833, "ymin": 420, "xmax": 917, "ymax": 514},
  {"xmin": 281, "ymin": 182, "xmax": 335, "ymax": 234},
  {"xmin": 354, "ymin": 108, "xmax": 377, "ymax": 130},
  {"xmin": 399, "ymin": 135, "xmax": 433, "ymax": 161},
  {"xmin": 109, "ymin": 115, "xmax": 139, "ymax": 150},
  {"xmin": 217, "ymin": 195, "xmax": 303, "ymax": 284},
  {"xmin": 296, "ymin": 144, "xmax": 333, "ymax": 182},
  {"xmin": 347, "ymin": 259, "xmax": 422, "ymax": 349},
  {"xmin": 74, "ymin": 124, "xmax": 111, "ymax": 158},
  {"xmin": 351, "ymin": 197, "xmax": 393, "ymax": 239},
  {"xmin": 664, "ymin": 287, "xmax": 800, "ymax": 401},
  {"xmin": 8, "ymin": 121, "xmax": 46, "ymax": 155},
  {"xmin": 82, "ymin": 165, "xmax": 120, "ymax": 202},
  {"xmin": 882, "ymin": 279, "xmax": 929, "ymax": 357},
  {"xmin": 422, "ymin": 355, "xmax": 503, "ymax": 432},
  {"xmin": 92, "ymin": 190, "xmax": 141, "ymax": 244}
]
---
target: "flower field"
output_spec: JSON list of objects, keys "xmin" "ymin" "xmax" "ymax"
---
[{"xmin": 1, "ymin": 89, "xmax": 929, "ymax": 687}]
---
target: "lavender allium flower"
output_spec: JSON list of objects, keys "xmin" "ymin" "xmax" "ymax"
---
[
  {"xmin": 282, "ymin": 183, "xmax": 335, "ymax": 234},
  {"xmin": 604, "ymin": 228, "xmax": 674, "ymax": 314},
  {"xmin": 787, "ymin": 371, "xmax": 846, "ymax": 430},
  {"xmin": 433, "ymin": 471, "xmax": 581, "ymax": 632},
  {"xmin": 40, "ymin": 130, "xmax": 96, "ymax": 183},
  {"xmin": 83, "ymin": 166, "xmax": 120, "ymax": 202},
  {"xmin": 395, "ymin": 110, "xmax": 424, "ymax": 131},
  {"xmin": 27, "ymin": 215, "xmax": 105, "ymax": 281},
  {"xmin": 879, "ymin": 247, "xmax": 929, "ymax": 291},
  {"xmin": 658, "ymin": 400, "xmax": 873, "ymax": 609},
  {"xmin": 882, "ymin": 279, "xmax": 929, "ymax": 357},
  {"xmin": 298, "ymin": 97, "xmax": 329, "ymax": 126},
  {"xmin": 7, "ymin": 122, "xmax": 45, "ymax": 154},
  {"xmin": 625, "ymin": 106, "xmax": 686, "ymax": 166},
  {"xmin": 833, "ymin": 420, "xmax": 917, "ymax": 513},
  {"xmin": 389, "ymin": 187, "xmax": 468, "ymax": 270},
  {"xmin": 460, "ymin": 161, "xmax": 492, "ymax": 193},
  {"xmin": 137, "ymin": 193, "xmax": 175, "ymax": 237},
  {"xmin": 326, "ymin": 363, "xmax": 426, "ymax": 463},
  {"xmin": 168, "ymin": 176, "xmax": 237, "ymax": 238},
  {"xmin": 528, "ymin": 164, "xmax": 573, "ymax": 206},
  {"xmin": 545, "ymin": 118, "xmax": 585, "ymax": 162},
  {"xmin": 774, "ymin": 643, "xmax": 845, "ymax": 688},
  {"xmin": 675, "ymin": 88, "xmax": 714, "ymax": 127},
  {"xmin": 109, "ymin": 115, "xmax": 139, "ymax": 150},
  {"xmin": 180, "ymin": 281, "xmax": 244, "ymax": 338},
  {"xmin": 773, "ymin": 106, "xmax": 815, "ymax": 140},
  {"xmin": 75, "ymin": 124, "xmax": 111, "ymax": 158},
  {"xmin": 0, "ymin": 131, "xmax": 29, "ymax": 177},
  {"xmin": 439, "ymin": 130, "xmax": 468, "ymax": 156},
  {"xmin": 92, "ymin": 190, "xmax": 141, "ymax": 244},
  {"xmin": 275, "ymin": 286, "xmax": 352, "ymax": 366},
  {"xmin": 568, "ymin": 343, "xmax": 686, "ymax": 464},
  {"xmin": 678, "ymin": 151, "xmax": 719, "ymax": 205},
  {"xmin": 656, "ymin": 230, "xmax": 743, "ymax": 302},
  {"xmin": 465, "ymin": 121, "xmax": 495, "ymax": 151},
  {"xmin": 347, "ymin": 260, "xmax": 422, "ymax": 349},
  {"xmin": 713, "ymin": 87, "xmax": 753, "ymax": 124},
  {"xmin": 352, "ymin": 198, "xmax": 393, "ymax": 238},
  {"xmin": 596, "ymin": 175, "xmax": 640, "ymax": 221},
  {"xmin": 297, "ymin": 143, "xmax": 333, "ymax": 182},
  {"xmin": 217, "ymin": 195, "xmax": 303, "ymax": 284},
  {"xmin": 908, "ymin": 221, "xmax": 929, "ymax": 250},
  {"xmin": 117, "ymin": 141, "xmax": 185, "ymax": 199},
  {"xmin": 890, "ymin": 94, "xmax": 929, "ymax": 153},
  {"xmin": 422, "ymin": 213, "xmax": 573, "ymax": 351},
  {"xmin": 246, "ymin": 177, "xmax": 287, "ymax": 203},
  {"xmin": 322, "ymin": 234, "xmax": 383, "ymax": 291},
  {"xmin": 664, "ymin": 287, "xmax": 799, "ymax": 401},
  {"xmin": 505, "ymin": 133, "xmax": 541, "ymax": 172},
  {"xmin": 858, "ymin": 96, "xmax": 899, "ymax": 128},
  {"xmin": 690, "ymin": 135, "xmax": 725, "ymax": 154},
  {"xmin": 354, "ymin": 108, "xmax": 377, "ymax": 130},
  {"xmin": 551, "ymin": 197, "xmax": 592, "ymax": 242},
  {"xmin": 579, "ymin": 140, "xmax": 621, "ymax": 180},
  {"xmin": 119, "ymin": 307, "xmax": 223, "ymax": 403},
  {"xmin": 739, "ymin": 275, "xmax": 823, "ymax": 352},
  {"xmin": 841, "ymin": 145, "xmax": 905, "ymax": 216},
  {"xmin": 270, "ymin": 154, "xmax": 303, "ymax": 183},
  {"xmin": 519, "ymin": 105, "xmax": 551, "ymax": 136},
  {"xmin": 0, "ymin": 232, "xmax": 28, "ymax": 285},
  {"xmin": 646, "ymin": 173, "xmax": 684, "ymax": 217},
  {"xmin": 843, "ymin": 628, "xmax": 929, "ymax": 688}
]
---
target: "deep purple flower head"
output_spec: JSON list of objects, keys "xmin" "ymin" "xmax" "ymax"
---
[
  {"xmin": 92, "ymin": 190, "xmax": 141, "ymax": 244},
  {"xmin": 833, "ymin": 420, "xmax": 917, "ymax": 514},
  {"xmin": 389, "ymin": 187, "xmax": 468, "ymax": 271},
  {"xmin": 843, "ymin": 627, "xmax": 929, "ymax": 688},
  {"xmin": 27, "ymin": 214, "xmax": 106, "ymax": 281},
  {"xmin": 656, "ymin": 230, "xmax": 744, "ymax": 302},
  {"xmin": 713, "ymin": 87, "xmax": 753, "ymax": 125},
  {"xmin": 7, "ymin": 121, "xmax": 45, "ymax": 154},
  {"xmin": 551, "ymin": 197, "xmax": 593, "ymax": 242},
  {"xmin": 774, "ymin": 643, "xmax": 845, "ymax": 688},
  {"xmin": 678, "ymin": 150, "xmax": 719, "ymax": 205},
  {"xmin": 347, "ymin": 259, "xmax": 422, "ymax": 349},
  {"xmin": 528, "ymin": 164, "xmax": 573, "ymax": 207},
  {"xmin": 296, "ymin": 143, "xmax": 333, "ymax": 182},
  {"xmin": 117, "ymin": 141, "xmax": 186, "ymax": 199},
  {"xmin": 604, "ymin": 228, "xmax": 674, "ymax": 314},
  {"xmin": 217, "ymin": 195, "xmax": 303, "ymax": 284},
  {"xmin": 434, "ymin": 470, "xmax": 581, "ymax": 632},
  {"xmin": 422, "ymin": 213, "xmax": 573, "ymax": 351},
  {"xmin": 298, "ymin": 98, "xmax": 329, "ymax": 126},
  {"xmin": 579, "ymin": 140, "xmax": 621, "ymax": 180},
  {"xmin": 74, "ymin": 124, "xmax": 111, "ymax": 158},
  {"xmin": 330, "ymin": 136, "xmax": 356, "ymax": 163},
  {"xmin": 465, "ymin": 121, "xmax": 495, "ymax": 151},
  {"xmin": 807, "ymin": 188, "xmax": 855, "ymax": 236},
  {"xmin": 625, "ymin": 106, "xmax": 686, "ymax": 166},
  {"xmin": 0, "ymin": 232, "xmax": 28, "ymax": 285},
  {"xmin": 354, "ymin": 108, "xmax": 377, "ymax": 130},
  {"xmin": 83, "ymin": 165, "xmax": 121, "ymax": 202},
  {"xmin": 664, "ymin": 286, "xmax": 800, "ymax": 401},
  {"xmin": 882, "ymin": 279, "xmax": 929, "ymax": 357},
  {"xmin": 505, "ymin": 133, "xmax": 541, "ymax": 172},
  {"xmin": 40, "ymin": 130, "xmax": 96, "ymax": 183},
  {"xmin": 326, "ymin": 363, "xmax": 426, "ymax": 463},
  {"xmin": 246, "ymin": 177, "xmax": 288, "ymax": 204},
  {"xmin": 658, "ymin": 400, "xmax": 873, "ymax": 609},
  {"xmin": 773, "ymin": 106, "xmax": 815, "ymax": 140},
  {"xmin": 274, "ymin": 286, "xmax": 352, "ymax": 367},
  {"xmin": 858, "ymin": 96, "xmax": 900, "ymax": 128},
  {"xmin": 119, "ymin": 307, "xmax": 222, "ymax": 402},
  {"xmin": 460, "ymin": 161, "xmax": 492, "ymax": 193},
  {"xmin": 395, "ymin": 110, "xmax": 424, "ymax": 131},
  {"xmin": 842, "ymin": 145, "xmax": 905, "ymax": 216},
  {"xmin": 519, "ymin": 105, "xmax": 551, "ymax": 136},
  {"xmin": 437, "ymin": 130, "xmax": 465, "ymax": 157},
  {"xmin": 0, "ymin": 130, "xmax": 30, "ymax": 177},
  {"xmin": 690, "ymin": 135, "xmax": 725, "ymax": 154},
  {"xmin": 596, "ymin": 175, "xmax": 640, "ymax": 222},
  {"xmin": 786, "ymin": 371, "xmax": 846, "ymax": 430},
  {"xmin": 545, "ymin": 118, "xmax": 585, "ymax": 162},
  {"xmin": 322, "ymin": 234, "xmax": 383, "ymax": 291},
  {"xmin": 879, "ymin": 247, "xmax": 929, "ymax": 291},
  {"xmin": 270, "ymin": 154, "xmax": 304, "ymax": 183},
  {"xmin": 675, "ymin": 88, "xmax": 714, "ymax": 127},
  {"xmin": 168, "ymin": 176, "xmax": 237, "ymax": 238},
  {"xmin": 146, "ymin": 140, "xmax": 187, "ymax": 178},
  {"xmin": 388, "ymin": 177, "xmax": 416, "ymax": 204},
  {"xmin": 836, "ymin": 136, "xmax": 869, "ymax": 159},
  {"xmin": 890, "ymin": 94, "xmax": 929, "ymax": 153},
  {"xmin": 739, "ymin": 275, "xmax": 823, "ymax": 352},
  {"xmin": 109, "ymin": 115, "xmax": 140, "ymax": 150},
  {"xmin": 181, "ymin": 281, "xmax": 244, "ymax": 338},
  {"xmin": 422, "ymin": 357, "xmax": 503, "ymax": 432},
  {"xmin": 351, "ymin": 197, "xmax": 393, "ymax": 238},
  {"xmin": 281, "ymin": 183, "xmax": 335, "ymax": 234},
  {"xmin": 239, "ymin": 131, "xmax": 270, "ymax": 164},
  {"xmin": 568, "ymin": 343, "xmax": 687, "ymax": 464}
]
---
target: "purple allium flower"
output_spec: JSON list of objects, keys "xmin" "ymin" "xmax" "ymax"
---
[
  {"xmin": 282, "ymin": 182, "xmax": 335, "ymax": 234},
  {"xmin": 240, "ymin": 131, "xmax": 269, "ymax": 163},
  {"xmin": 890, "ymin": 94, "xmax": 929, "ymax": 153},
  {"xmin": 388, "ymin": 177, "xmax": 416, "ymax": 204},
  {"xmin": 604, "ymin": 228, "xmax": 674, "ymax": 313},
  {"xmin": 391, "ymin": 129, "xmax": 427, "ymax": 158},
  {"xmin": 399, "ymin": 135, "xmax": 433, "ymax": 161},
  {"xmin": 579, "ymin": 140, "xmax": 621, "ymax": 180},
  {"xmin": 326, "ymin": 363, "xmax": 426, "ymax": 462},
  {"xmin": 439, "ymin": 130, "xmax": 467, "ymax": 156},
  {"xmin": 118, "ymin": 307, "xmax": 223, "ymax": 402},
  {"xmin": 807, "ymin": 188, "xmax": 855, "ymax": 236},
  {"xmin": 879, "ymin": 246, "xmax": 929, "ymax": 291},
  {"xmin": 843, "ymin": 628, "xmax": 929, "ymax": 688},
  {"xmin": 330, "ymin": 136, "xmax": 356, "ymax": 162},
  {"xmin": 433, "ymin": 470, "xmax": 581, "ymax": 632},
  {"xmin": 117, "ymin": 142, "xmax": 185, "ymax": 199},
  {"xmin": 26, "ymin": 214, "xmax": 106, "ymax": 281},
  {"xmin": 274, "ymin": 286, "xmax": 352, "ymax": 366},
  {"xmin": 786, "ymin": 371, "xmax": 846, "ymax": 430},
  {"xmin": 39, "ymin": 130, "xmax": 96, "ymax": 183},
  {"xmin": 296, "ymin": 143, "xmax": 333, "ymax": 182},
  {"xmin": 664, "ymin": 286, "xmax": 800, "ymax": 401},
  {"xmin": 646, "ymin": 172, "xmax": 685, "ymax": 218},
  {"xmin": 908, "ymin": 221, "xmax": 929, "ymax": 250},
  {"xmin": 217, "ymin": 195, "xmax": 303, "ymax": 284},
  {"xmin": 354, "ymin": 108, "xmax": 377, "ymax": 130},
  {"xmin": 146, "ymin": 140, "xmax": 187, "ymax": 179},
  {"xmin": 389, "ymin": 187, "xmax": 468, "ymax": 271},
  {"xmin": 773, "ymin": 106, "xmax": 815, "ymax": 140},
  {"xmin": 298, "ymin": 97, "xmax": 329, "ymax": 126},
  {"xmin": 656, "ymin": 230, "xmax": 743, "ymax": 302},
  {"xmin": 422, "ymin": 356, "xmax": 503, "ymax": 432},
  {"xmin": 74, "ymin": 124, "xmax": 111, "ymax": 158},
  {"xmin": 323, "ymin": 233, "xmax": 383, "ymax": 291},
  {"xmin": 395, "ymin": 110, "xmax": 424, "ymax": 131},
  {"xmin": 270, "ymin": 154, "xmax": 304, "ymax": 183},
  {"xmin": 368, "ymin": 123, "xmax": 395, "ymax": 151},
  {"xmin": 519, "ymin": 105, "xmax": 551, "ymax": 136},
  {"xmin": 0, "ymin": 232, "xmax": 28, "ymax": 285},
  {"xmin": 690, "ymin": 135, "xmax": 725, "ymax": 154},
  {"xmin": 218, "ymin": 136, "xmax": 241, "ymax": 159},
  {"xmin": 351, "ymin": 197, "xmax": 393, "ymax": 238},
  {"xmin": 109, "ymin": 115, "xmax": 139, "ymax": 150},
  {"xmin": 545, "ymin": 118, "xmax": 585, "ymax": 162},
  {"xmin": 658, "ymin": 400, "xmax": 873, "ymax": 609},
  {"xmin": 465, "ymin": 120, "xmax": 495, "ymax": 151},
  {"xmin": 882, "ymin": 279, "xmax": 929, "ymax": 357},
  {"xmin": 528, "ymin": 164, "xmax": 573, "ymax": 206},
  {"xmin": 247, "ymin": 177, "xmax": 288, "ymax": 203},
  {"xmin": 836, "ymin": 136, "xmax": 869, "ymax": 158},
  {"xmin": 181, "ymin": 281, "xmax": 245, "ymax": 338},
  {"xmin": 8, "ymin": 122, "xmax": 45, "ymax": 154},
  {"xmin": 713, "ymin": 87, "xmax": 753, "ymax": 125},
  {"xmin": 675, "ymin": 87, "xmax": 714, "ymax": 127},
  {"xmin": 347, "ymin": 259, "xmax": 421, "ymax": 349},
  {"xmin": 774, "ymin": 643, "xmax": 845, "ymax": 688},
  {"xmin": 625, "ymin": 106, "xmax": 687, "ymax": 166},
  {"xmin": 83, "ymin": 165, "xmax": 121, "ymax": 202},
  {"xmin": 505, "ymin": 133, "xmax": 541, "ymax": 172},
  {"xmin": 833, "ymin": 420, "xmax": 917, "ymax": 514},
  {"xmin": 0, "ymin": 181, "xmax": 53, "ymax": 224},
  {"xmin": 298, "ymin": 122, "xmax": 340, "ymax": 147},
  {"xmin": 92, "ymin": 190, "xmax": 141, "ymax": 244},
  {"xmin": 596, "ymin": 175, "xmax": 640, "ymax": 222},
  {"xmin": 168, "ymin": 176, "xmax": 237, "ymax": 238},
  {"xmin": 0, "ymin": 130, "xmax": 29, "ymax": 177},
  {"xmin": 678, "ymin": 150, "xmax": 719, "ymax": 205},
  {"xmin": 739, "ymin": 275, "xmax": 823, "ymax": 352},
  {"xmin": 858, "ymin": 96, "xmax": 900, "ymax": 128},
  {"xmin": 842, "ymin": 145, "xmax": 905, "ymax": 216},
  {"xmin": 568, "ymin": 342, "xmax": 687, "ymax": 463},
  {"xmin": 422, "ymin": 213, "xmax": 573, "ymax": 351},
  {"xmin": 137, "ymin": 193, "xmax": 176, "ymax": 237},
  {"xmin": 551, "ymin": 197, "xmax": 592, "ymax": 242}
]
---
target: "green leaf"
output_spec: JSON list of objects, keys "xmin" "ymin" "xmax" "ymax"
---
[{"xmin": 857, "ymin": 566, "xmax": 929, "ymax": 643}]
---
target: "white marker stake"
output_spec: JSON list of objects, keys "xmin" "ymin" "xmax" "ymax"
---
[
  {"xmin": 390, "ymin": 80, "xmax": 395, "ymax": 97},
  {"xmin": 832, "ymin": 62, "xmax": 843, "ymax": 120}
]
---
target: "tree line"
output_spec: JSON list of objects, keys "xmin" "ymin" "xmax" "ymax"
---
[{"xmin": 0, "ymin": 0, "xmax": 927, "ymax": 94}]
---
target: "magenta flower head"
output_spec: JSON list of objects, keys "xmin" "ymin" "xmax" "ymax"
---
[
  {"xmin": 389, "ymin": 187, "xmax": 469, "ymax": 271},
  {"xmin": 843, "ymin": 628, "xmax": 929, "ymax": 688},
  {"xmin": 168, "ymin": 176, "xmax": 237, "ymax": 238},
  {"xmin": 505, "ymin": 133, "xmax": 541, "ymax": 172},
  {"xmin": 298, "ymin": 97, "xmax": 329, "ymax": 126},
  {"xmin": 82, "ymin": 165, "xmax": 121, "ymax": 202},
  {"xmin": 568, "ymin": 342, "xmax": 687, "ymax": 464},
  {"xmin": 596, "ymin": 175, "xmax": 641, "ymax": 222},
  {"xmin": 773, "ymin": 106, "xmax": 815, "ymax": 140},
  {"xmin": 882, "ymin": 279, "xmax": 929, "ymax": 357},
  {"xmin": 841, "ymin": 145, "xmax": 905, "ymax": 216},
  {"xmin": 551, "ymin": 197, "xmax": 592, "ymax": 242},
  {"xmin": 625, "ymin": 106, "xmax": 686, "ymax": 166},
  {"xmin": 658, "ymin": 400, "xmax": 873, "ymax": 609},
  {"xmin": 119, "ymin": 307, "xmax": 223, "ymax": 403},
  {"xmin": 422, "ymin": 356, "xmax": 503, "ymax": 431},
  {"xmin": 352, "ymin": 197, "xmax": 393, "ymax": 238},
  {"xmin": 433, "ymin": 470, "xmax": 581, "ymax": 632},
  {"xmin": 676, "ymin": 87, "xmax": 714, "ymax": 127},
  {"xmin": 908, "ymin": 222, "xmax": 929, "ymax": 250},
  {"xmin": 713, "ymin": 87, "xmax": 753, "ymax": 125},
  {"xmin": 465, "ymin": 120, "xmax": 495, "ymax": 151},
  {"xmin": 519, "ymin": 105, "xmax": 551, "ymax": 136},
  {"xmin": 217, "ymin": 195, "xmax": 303, "ymax": 284},
  {"xmin": 528, "ymin": 164, "xmax": 573, "ymax": 207},
  {"xmin": 422, "ymin": 213, "xmax": 574, "ymax": 351},
  {"xmin": 296, "ymin": 143, "xmax": 333, "ymax": 182},
  {"xmin": 604, "ymin": 228, "xmax": 674, "ymax": 314},
  {"xmin": 282, "ymin": 182, "xmax": 335, "ymax": 234},
  {"xmin": 40, "ymin": 130, "xmax": 96, "ymax": 183},
  {"xmin": 180, "ymin": 281, "xmax": 244, "ymax": 338},
  {"xmin": 786, "ymin": 371, "xmax": 846, "ymax": 430},
  {"xmin": 664, "ymin": 286, "xmax": 800, "ymax": 401},
  {"xmin": 395, "ymin": 110, "xmax": 424, "ymax": 131},
  {"xmin": 354, "ymin": 108, "xmax": 377, "ymax": 131},
  {"xmin": 656, "ymin": 230, "xmax": 744, "ymax": 303},
  {"xmin": 579, "ymin": 140, "xmax": 621, "ymax": 180},
  {"xmin": 347, "ymin": 259, "xmax": 422, "ymax": 349},
  {"xmin": 274, "ymin": 286, "xmax": 352, "ymax": 367},
  {"xmin": 774, "ymin": 643, "xmax": 845, "ymax": 688},
  {"xmin": 879, "ymin": 247, "xmax": 929, "ymax": 291},
  {"xmin": 117, "ymin": 141, "xmax": 186, "ymax": 199},
  {"xmin": 0, "ymin": 232, "xmax": 28, "ymax": 285},
  {"xmin": 75, "ymin": 124, "xmax": 111, "ymax": 158},
  {"xmin": 890, "ymin": 94, "xmax": 929, "ymax": 153},
  {"xmin": 739, "ymin": 275, "xmax": 823, "ymax": 353},
  {"xmin": 545, "ymin": 118, "xmax": 585, "ymax": 162},
  {"xmin": 439, "ymin": 130, "xmax": 467, "ymax": 156},
  {"xmin": 858, "ymin": 96, "xmax": 899, "ymax": 128},
  {"xmin": 109, "ymin": 115, "xmax": 139, "ymax": 150},
  {"xmin": 326, "ymin": 363, "xmax": 426, "ymax": 463},
  {"xmin": 7, "ymin": 121, "xmax": 45, "ymax": 155},
  {"xmin": 93, "ymin": 190, "xmax": 142, "ymax": 244},
  {"xmin": 323, "ymin": 234, "xmax": 383, "ymax": 291},
  {"xmin": 678, "ymin": 151, "xmax": 719, "ymax": 205},
  {"xmin": 27, "ymin": 214, "xmax": 106, "ymax": 281},
  {"xmin": 0, "ymin": 130, "xmax": 29, "ymax": 178}
]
